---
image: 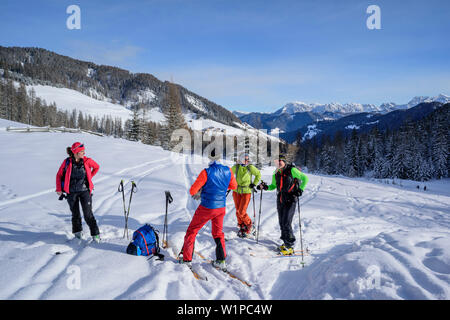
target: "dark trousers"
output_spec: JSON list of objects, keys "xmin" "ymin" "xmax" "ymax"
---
[
  {"xmin": 276, "ymin": 196, "xmax": 297, "ymax": 247},
  {"xmin": 67, "ymin": 190, "xmax": 99, "ymax": 236}
]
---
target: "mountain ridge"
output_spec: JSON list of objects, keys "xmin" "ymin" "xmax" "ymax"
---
[{"xmin": 0, "ymin": 46, "xmax": 241, "ymax": 128}]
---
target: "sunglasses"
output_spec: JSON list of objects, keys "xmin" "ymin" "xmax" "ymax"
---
[{"xmin": 74, "ymin": 144, "xmax": 84, "ymax": 151}]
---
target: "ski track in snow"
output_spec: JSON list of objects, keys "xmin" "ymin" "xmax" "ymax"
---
[{"xmin": 0, "ymin": 126, "xmax": 449, "ymax": 300}]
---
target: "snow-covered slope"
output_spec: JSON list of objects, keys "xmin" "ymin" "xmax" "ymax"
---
[
  {"xmin": 27, "ymin": 84, "xmax": 134, "ymax": 123},
  {"xmin": 0, "ymin": 124, "xmax": 449, "ymax": 300},
  {"xmin": 22, "ymin": 83, "xmax": 279, "ymax": 144}
]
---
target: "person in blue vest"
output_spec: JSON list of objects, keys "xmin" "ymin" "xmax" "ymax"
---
[{"xmin": 178, "ymin": 149, "xmax": 237, "ymax": 271}]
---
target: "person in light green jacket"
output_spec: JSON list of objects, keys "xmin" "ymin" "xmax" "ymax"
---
[
  {"xmin": 257, "ymin": 154, "xmax": 308, "ymax": 255},
  {"xmin": 231, "ymin": 153, "xmax": 261, "ymax": 238}
]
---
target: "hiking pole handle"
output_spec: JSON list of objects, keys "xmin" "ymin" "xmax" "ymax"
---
[
  {"xmin": 118, "ymin": 180, "xmax": 124, "ymax": 192},
  {"xmin": 165, "ymin": 191, "xmax": 173, "ymax": 203},
  {"xmin": 131, "ymin": 181, "xmax": 137, "ymax": 193}
]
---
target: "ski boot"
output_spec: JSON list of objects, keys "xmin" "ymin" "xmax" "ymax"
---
[
  {"xmin": 238, "ymin": 224, "xmax": 253, "ymax": 238},
  {"xmin": 279, "ymin": 245, "xmax": 294, "ymax": 256},
  {"xmin": 237, "ymin": 224, "xmax": 246, "ymax": 238},
  {"xmin": 177, "ymin": 253, "xmax": 192, "ymax": 268},
  {"xmin": 211, "ymin": 259, "xmax": 227, "ymax": 272},
  {"xmin": 74, "ymin": 231, "xmax": 83, "ymax": 239},
  {"xmin": 92, "ymin": 235, "xmax": 101, "ymax": 243}
]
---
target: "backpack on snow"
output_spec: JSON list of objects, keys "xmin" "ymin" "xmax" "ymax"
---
[{"xmin": 126, "ymin": 224, "xmax": 164, "ymax": 260}]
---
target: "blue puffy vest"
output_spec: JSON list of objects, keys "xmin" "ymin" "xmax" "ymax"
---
[{"xmin": 201, "ymin": 162, "xmax": 231, "ymax": 209}]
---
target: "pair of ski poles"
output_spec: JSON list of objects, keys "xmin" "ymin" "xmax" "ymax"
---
[{"xmin": 118, "ymin": 180, "xmax": 137, "ymax": 239}]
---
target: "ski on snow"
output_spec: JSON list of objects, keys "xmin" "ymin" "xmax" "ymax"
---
[
  {"xmin": 186, "ymin": 264, "xmax": 208, "ymax": 281},
  {"xmin": 194, "ymin": 251, "xmax": 252, "ymax": 288},
  {"xmin": 249, "ymin": 249, "xmax": 310, "ymax": 259}
]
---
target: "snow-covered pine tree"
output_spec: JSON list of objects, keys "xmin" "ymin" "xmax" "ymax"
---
[
  {"xmin": 373, "ymin": 128, "xmax": 386, "ymax": 178},
  {"xmin": 126, "ymin": 108, "xmax": 141, "ymax": 141},
  {"xmin": 382, "ymin": 133, "xmax": 394, "ymax": 178},
  {"xmin": 332, "ymin": 131, "xmax": 345, "ymax": 175},
  {"xmin": 431, "ymin": 111, "xmax": 448, "ymax": 179},
  {"xmin": 16, "ymin": 83, "xmax": 28, "ymax": 124},
  {"xmin": 343, "ymin": 129, "xmax": 359, "ymax": 177},
  {"xmin": 164, "ymin": 82, "xmax": 188, "ymax": 150},
  {"xmin": 0, "ymin": 81, "xmax": 6, "ymax": 119}
]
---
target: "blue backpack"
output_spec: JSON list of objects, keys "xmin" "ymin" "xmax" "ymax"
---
[{"xmin": 126, "ymin": 224, "xmax": 164, "ymax": 260}]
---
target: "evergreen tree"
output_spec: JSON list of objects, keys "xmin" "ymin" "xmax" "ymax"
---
[
  {"xmin": 164, "ymin": 82, "xmax": 187, "ymax": 150},
  {"xmin": 126, "ymin": 108, "xmax": 141, "ymax": 142},
  {"xmin": 372, "ymin": 128, "xmax": 385, "ymax": 178},
  {"xmin": 431, "ymin": 112, "xmax": 448, "ymax": 178}
]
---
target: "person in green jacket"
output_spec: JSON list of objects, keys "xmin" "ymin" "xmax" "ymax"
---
[
  {"xmin": 231, "ymin": 153, "xmax": 261, "ymax": 238},
  {"xmin": 257, "ymin": 154, "xmax": 308, "ymax": 255}
]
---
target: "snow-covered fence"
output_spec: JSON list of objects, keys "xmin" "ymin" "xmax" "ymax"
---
[
  {"xmin": 6, "ymin": 126, "xmax": 51, "ymax": 132},
  {"xmin": 80, "ymin": 129, "xmax": 104, "ymax": 137},
  {"xmin": 6, "ymin": 126, "xmax": 104, "ymax": 137}
]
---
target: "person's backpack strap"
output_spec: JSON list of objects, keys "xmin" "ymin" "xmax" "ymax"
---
[
  {"xmin": 151, "ymin": 228, "xmax": 165, "ymax": 261},
  {"xmin": 143, "ymin": 224, "xmax": 164, "ymax": 261}
]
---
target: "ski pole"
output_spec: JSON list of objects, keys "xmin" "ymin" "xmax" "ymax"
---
[
  {"xmin": 297, "ymin": 195, "xmax": 305, "ymax": 268},
  {"xmin": 252, "ymin": 187, "xmax": 256, "ymax": 228},
  {"xmin": 124, "ymin": 181, "xmax": 137, "ymax": 239},
  {"xmin": 256, "ymin": 181, "xmax": 264, "ymax": 244},
  {"xmin": 118, "ymin": 180, "xmax": 127, "ymax": 238},
  {"xmin": 163, "ymin": 190, "xmax": 173, "ymax": 248}
]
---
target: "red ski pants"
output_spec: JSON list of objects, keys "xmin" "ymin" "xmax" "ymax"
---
[
  {"xmin": 232, "ymin": 192, "xmax": 252, "ymax": 228},
  {"xmin": 181, "ymin": 205, "xmax": 226, "ymax": 262}
]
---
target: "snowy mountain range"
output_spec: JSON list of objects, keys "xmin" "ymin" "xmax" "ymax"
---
[
  {"xmin": 235, "ymin": 94, "xmax": 450, "ymax": 136},
  {"xmin": 272, "ymin": 94, "xmax": 450, "ymax": 116}
]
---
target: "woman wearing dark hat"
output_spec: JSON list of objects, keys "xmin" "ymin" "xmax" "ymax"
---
[
  {"xmin": 56, "ymin": 142, "xmax": 101, "ymax": 243},
  {"xmin": 257, "ymin": 154, "xmax": 308, "ymax": 255}
]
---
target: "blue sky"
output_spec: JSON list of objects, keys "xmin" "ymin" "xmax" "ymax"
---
[{"xmin": 1, "ymin": 0, "xmax": 449, "ymax": 112}]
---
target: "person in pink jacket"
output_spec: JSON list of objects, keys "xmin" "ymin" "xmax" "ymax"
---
[{"xmin": 56, "ymin": 142, "xmax": 101, "ymax": 242}]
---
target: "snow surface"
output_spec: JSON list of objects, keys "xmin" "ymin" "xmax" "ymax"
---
[
  {"xmin": 26, "ymin": 84, "xmax": 133, "ymax": 123},
  {"xmin": 345, "ymin": 124, "xmax": 361, "ymax": 130},
  {"xmin": 302, "ymin": 124, "xmax": 321, "ymax": 141},
  {"xmin": 0, "ymin": 123, "xmax": 449, "ymax": 300},
  {"xmin": 184, "ymin": 94, "xmax": 208, "ymax": 113}
]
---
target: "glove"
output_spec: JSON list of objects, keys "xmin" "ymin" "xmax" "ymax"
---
[
  {"xmin": 294, "ymin": 188, "xmax": 303, "ymax": 197},
  {"xmin": 257, "ymin": 182, "xmax": 268, "ymax": 191},
  {"xmin": 249, "ymin": 183, "xmax": 255, "ymax": 189},
  {"xmin": 192, "ymin": 189, "xmax": 201, "ymax": 200}
]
